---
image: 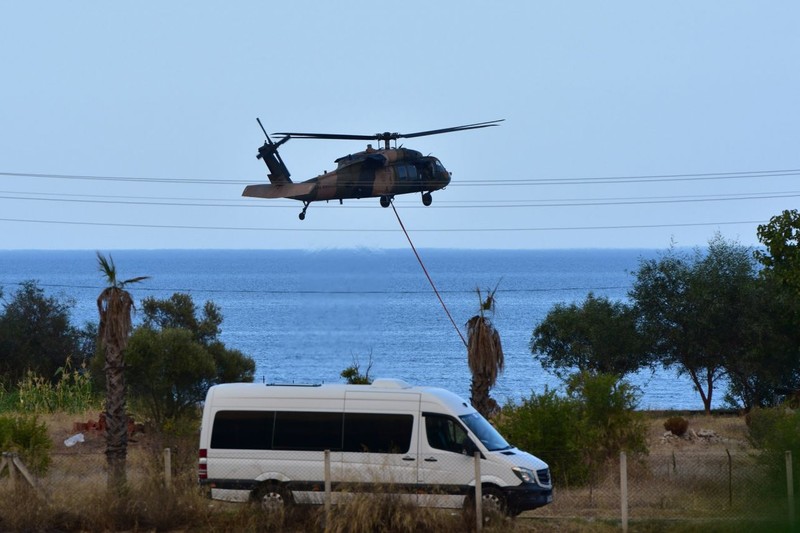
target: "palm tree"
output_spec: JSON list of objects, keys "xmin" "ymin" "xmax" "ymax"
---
[
  {"xmin": 466, "ymin": 285, "xmax": 504, "ymax": 419},
  {"xmin": 96, "ymin": 252, "xmax": 148, "ymax": 491}
]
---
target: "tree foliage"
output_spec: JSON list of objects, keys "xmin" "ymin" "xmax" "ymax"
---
[
  {"xmin": 0, "ymin": 280, "xmax": 88, "ymax": 386},
  {"xmin": 496, "ymin": 372, "xmax": 647, "ymax": 487},
  {"xmin": 722, "ymin": 276, "xmax": 800, "ymax": 409},
  {"xmin": 530, "ymin": 293, "xmax": 648, "ymax": 380},
  {"xmin": 630, "ymin": 235, "xmax": 757, "ymax": 414},
  {"xmin": 121, "ymin": 292, "xmax": 255, "ymax": 425},
  {"xmin": 747, "ymin": 406, "xmax": 800, "ymax": 494},
  {"xmin": 140, "ymin": 293, "xmax": 223, "ymax": 346},
  {"xmin": 756, "ymin": 209, "xmax": 800, "ymax": 293},
  {"xmin": 340, "ymin": 354, "xmax": 374, "ymax": 384}
]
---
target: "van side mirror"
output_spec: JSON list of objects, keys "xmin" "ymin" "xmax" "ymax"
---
[{"xmin": 462, "ymin": 439, "xmax": 478, "ymax": 456}]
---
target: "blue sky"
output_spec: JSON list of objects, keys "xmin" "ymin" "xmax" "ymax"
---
[{"xmin": 1, "ymin": 1, "xmax": 798, "ymax": 249}]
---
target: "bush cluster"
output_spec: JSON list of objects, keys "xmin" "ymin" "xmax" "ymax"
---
[
  {"xmin": 495, "ymin": 372, "xmax": 647, "ymax": 486},
  {"xmin": 747, "ymin": 405, "xmax": 800, "ymax": 494}
]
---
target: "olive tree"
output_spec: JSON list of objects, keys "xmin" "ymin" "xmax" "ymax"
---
[
  {"xmin": 630, "ymin": 235, "xmax": 756, "ymax": 414},
  {"xmin": 121, "ymin": 293, "xmax": 255, "ymax": 425},
  {"xmin": 531, "ymin": 293, "xmax": 648, "ymax": 380}
]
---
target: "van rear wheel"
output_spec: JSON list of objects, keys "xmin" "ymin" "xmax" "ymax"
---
[{"xmin": 253, "ymin": 482, "xmax": 291, "ymax": 511}]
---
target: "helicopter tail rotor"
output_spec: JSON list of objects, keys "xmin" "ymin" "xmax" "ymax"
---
[{"xmin": 256, "ymin": 117, "xmax": 293, "ymax": 185}]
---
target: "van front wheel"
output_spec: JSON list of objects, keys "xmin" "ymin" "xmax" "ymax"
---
[
  {"xmin": 481, "ymin": 486, "xmax": 508, "ymax": 515},
  {"xmin": 253, "ymin": 482, "xmax": 292, "ymax": 511}
]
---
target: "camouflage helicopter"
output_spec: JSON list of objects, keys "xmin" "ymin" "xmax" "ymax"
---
[{"xmin": 242, "ymin": 118, "xmax": 503, "ymax": 220}]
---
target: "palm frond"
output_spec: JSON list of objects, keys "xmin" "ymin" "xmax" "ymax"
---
[{"xmin": 96, "ymin": 252, "xmax": 118, "ymax": 287}]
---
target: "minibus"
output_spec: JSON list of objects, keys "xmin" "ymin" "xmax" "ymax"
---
[{"xmin": 198, "ymin": 378, "xmax": 552, "ymax": 515}]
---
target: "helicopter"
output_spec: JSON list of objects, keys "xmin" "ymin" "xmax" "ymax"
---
[{"xmin": 242, "ymin": 118, "xmax": 504, "ymax": 220}]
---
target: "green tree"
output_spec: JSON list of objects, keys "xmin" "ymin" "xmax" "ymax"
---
[
  {"xmin": 0, "ymin": 281, "xmax": 85, "ymax": 385},
  {"xmin": 466, "ymin": 286, "xmax": 504, "ymax": 419},
  {"xmin": 723, "ymin": 276, "xmax": 800, "ymax": 409},
  {"xmin": 756, "ymin": 209, "xmax": 800, "ymax": 293},
  {"xmin": 122, "ymin": 293, "xmax": 255, "ymax": 425},
  {"xmin": 96, "ymin": 252, "xmax": 148, "ymax": 491},
  {"xmin": 530, "ymin": 293, "xmax": 648, "ymax": 380},
  {"xmin": 125, "ymin": 328, "xmax": 216, "ymax": 424},
  {"xmin": 630, "ymin": 235, "xmax": 756, "ymax": 414},
  {"xmin": 140, "ymin": 293, "xmax": 223, "ymax": 345}
]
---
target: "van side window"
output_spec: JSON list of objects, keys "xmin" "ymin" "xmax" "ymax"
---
[
  {"xmin": 273, "ymin": 411, "xmax": 343, "ymax": 451},
  {"xmin": 425, "ymin": 413, "xmax": 471, "ymax": 454},
  {"xmin": 343, "ymin": 413, "xmax": 413, "ymax": 453},
  {"xmin": 211, "ymin": 410, "xmax": 275, "ymax": 450}
]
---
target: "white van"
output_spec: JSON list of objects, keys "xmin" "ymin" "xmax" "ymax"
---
[{"xmin": 198, "ymin": 378, "xmax": 552, "ymax": 515}]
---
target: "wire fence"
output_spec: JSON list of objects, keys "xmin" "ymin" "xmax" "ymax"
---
[{"xmin": 1, "ymin": 444, "xmax": 798, "ymax": 530}]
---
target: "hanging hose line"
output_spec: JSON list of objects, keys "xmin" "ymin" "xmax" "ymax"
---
[{"xmin": 391, "ymin": 201, "xmax": 468, "ymax": 348}]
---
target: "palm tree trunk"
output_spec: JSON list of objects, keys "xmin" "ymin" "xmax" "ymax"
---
[{"xmin": 105, "ymin": 344, "xmax": 128, "ymax": 490}]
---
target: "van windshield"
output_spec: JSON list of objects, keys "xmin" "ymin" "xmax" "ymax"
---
[{"xmin": 459, "ymin": 412, "xmax": 511, "ymax": 452}]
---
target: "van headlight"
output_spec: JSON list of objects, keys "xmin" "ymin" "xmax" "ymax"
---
[{"xmin": 512, "ymin": 466, "xmax": 537, "ymax": 484}]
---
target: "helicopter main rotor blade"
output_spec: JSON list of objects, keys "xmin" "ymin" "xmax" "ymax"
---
[
  {"xmin": 274, "ymin": 119, "xmax": 504, "ymax": 143},
  {"xmin": 398, "ymin": 119, "xmax": 505, "ymax": 140},
  {"xmin": 273, "ymin": 132, "xmax": 377, "ymax": 141}
]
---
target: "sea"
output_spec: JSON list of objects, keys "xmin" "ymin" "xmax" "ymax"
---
[{"xmin": 0, "ymin": 248, "xmax": 721, "ymax": 411}]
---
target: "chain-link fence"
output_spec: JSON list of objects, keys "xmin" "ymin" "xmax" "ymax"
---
[{"xmin": 1, "ymin": 444, "xmax": 798, "ymax": 530}]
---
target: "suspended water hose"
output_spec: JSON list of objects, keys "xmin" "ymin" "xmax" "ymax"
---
[{"xmin": 391, "ymin": 202, "xmax": 467, "ymax": 348}]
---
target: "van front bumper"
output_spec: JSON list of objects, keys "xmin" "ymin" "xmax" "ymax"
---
[{"xmin": 503, "ymin": 483, "xmax": 553, "ymax": 512}]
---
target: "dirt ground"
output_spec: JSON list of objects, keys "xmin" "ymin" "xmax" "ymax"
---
[{"xmin": 645, "ymin": 411, "xmax": 752, "ymax": 457}]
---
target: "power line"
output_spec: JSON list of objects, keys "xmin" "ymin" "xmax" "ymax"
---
[
  {"xmin": 0, "ymin": 190, "xmax": 797, "ymax": 209},
  {"xmin": 0, "ymin": 216, "xmax": 768, "ymax": 232},
  {"xmin": 2, "ymin": 167, "xmax": 799, "ymax": 186},
  {"xmin": 456, "ymin": 168, "xmax": 800, "ymax": 186},
  {"xmin": 7, "ymin": 280, "xmax": 632, "ymax": 296}
]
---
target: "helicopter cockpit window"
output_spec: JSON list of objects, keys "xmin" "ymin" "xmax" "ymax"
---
[
  {"xmin": 397, "ymin": 165, "xmax": 418, "ymax": 181},
  {"xmin": 434, "ymin": 160, "xmax": 446, "ymax": 173}
]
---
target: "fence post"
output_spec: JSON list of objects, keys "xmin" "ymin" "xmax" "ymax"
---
[
  {"xmin": 726, "ymin": 448, "xmax": 732, "ymax": 507},
  {"xmin": 8, "ymin": 453, "xmax": 17, "ymax": 491},
  {"xmin": 324, "ymin": 450, "xmax": 332, "ymax": 519},
  {"xmin": 474, "ymin": 451, "xmax": 483, "ymax": 532},
  {"xmin": 620, "ymin": 451, "xmax": 628, "ymax": 533},
  {"xmin": 787, "ymin": 450, "xmax": 795, "ymax": 525},
  {"xmin": 163, "ymin": 448, "xmax": 172, "ymax": 489}
]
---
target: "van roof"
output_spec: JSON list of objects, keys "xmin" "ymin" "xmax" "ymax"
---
[{"xmin": 205, "ymin": 379, "xmax": 474, "ymax": 414}]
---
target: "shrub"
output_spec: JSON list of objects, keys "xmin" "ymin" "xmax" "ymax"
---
[
  {"xmin": 496, "ymin": 388, "xmax": 589, "ymax": 486},
  {"xmin": 566, "ymin": 371, "xmax": 649, "ymax": 461},
  {"xmin": 0, "ymin": 414, "xmax": 52, "ymax": 475},
  {"xmin": 664, "ymin": 416, "xmax": 689, "ymax": 437},
  {"xmin": 497, "ymin": 372, "xmax": 648, "ymax": 488},
  {"xmin": 747, "ymin": 405, "xmax": 800, "ymax": 494}
]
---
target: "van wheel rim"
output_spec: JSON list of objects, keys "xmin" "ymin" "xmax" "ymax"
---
[
  {"xmin": 482, "ymin": 493, "xmax": 504, "ymax": 513},
  {"xmin": 260, "ymin": 490, "xmax": 285, "ymax": 510}
]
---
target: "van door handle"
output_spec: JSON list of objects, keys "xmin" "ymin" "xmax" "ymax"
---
[
  {"xmin": 402, "ymin": 456, "xmax": 415, "ymax": 462},
  {"xmin": 424, "ymin": 457, "xmax": 438, "ymax": 462}
]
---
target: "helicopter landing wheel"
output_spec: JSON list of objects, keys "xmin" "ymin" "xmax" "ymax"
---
[
  {"xmin": 379, "ymin": 195, "xmax": 392, "ymax": 208},
  {"xmin": 299, "ymin": 202, "xmax": 310, "ymax": 220},
  {"xmin": 422, "ymin": 192, "xmax": 432, "ymax": 206}
]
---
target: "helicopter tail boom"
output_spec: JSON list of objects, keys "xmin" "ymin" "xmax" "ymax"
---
[{"xmin": 242, "ymin": 181, "xmax": 315, "ymax": 200}]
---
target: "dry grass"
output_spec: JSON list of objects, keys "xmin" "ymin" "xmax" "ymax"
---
[{"xmin": 0, "ymin": 410, "xmax": 792, "ymax": 532}]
